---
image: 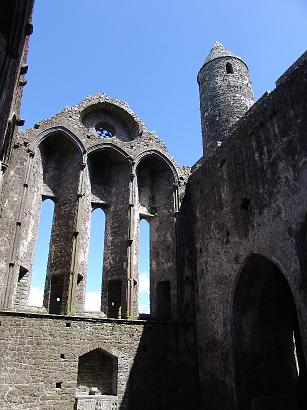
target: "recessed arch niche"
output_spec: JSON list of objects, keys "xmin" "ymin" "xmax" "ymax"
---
[
  {"xmin": 76, "ymin": 348, "xmax": 118, "ymax": 396},
  {"xmin": 81, "ymin": 102, "xmax": 141, "ymax": 142},
  {"xmin": 232, "ymin": 254, "xmax": 306, "ymax": 409}
]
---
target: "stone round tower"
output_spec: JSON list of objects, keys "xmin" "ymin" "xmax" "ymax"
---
[{"xmin": 198, "ymin": 41, "xmax": 255, "ymax": 155}]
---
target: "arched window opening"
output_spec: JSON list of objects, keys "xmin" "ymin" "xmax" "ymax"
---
[
  {"xmin": 95, "ymin": 122, "xmax": 115, "ymax": 138},
  {"xmin": 37, "ymin": 132, "xmax": 82, "ymax": 314},
  {"xmin": 85, "ymin": 208, "xmax": 106, "ymax": 312},
  {"xmin": 76, "ymin": 349, "xmax": 118, "ymax": 397},
  {"xmin": 28, "ymin": 198, "xmax": 55, "ymax": 307},
  {"xmin": 233, "ymin": 255, "xmax": 306, "ymax": 410},
  {"xmin": 136, "ymin": 154, "xmax": 176, "ymax": 320},
  {"xmin": 226, "ymin": 62, "xmax": 234, "ymax": 74},
  {"xmin": 88, "ymin": 148, "xmax": 131, "ymax": 318},
  {"xmin": 138, "ymin": 218, "xmax": 150, "ymax": 316}
]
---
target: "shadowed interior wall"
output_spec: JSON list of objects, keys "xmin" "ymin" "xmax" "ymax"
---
[
  {"xmin": 296, "ymin": 215, "xmax": 307, "ymax": 288},
  {"xmin": 0, "ymin": 0, "xmax": 33, "ymax": 165},
  {"xmin": 188, "ymin": 53, "xmax": 307, "ymax": 410},
  {"xmin": 233, "ymin": 255, "xmax": 305, "ymax": 409},
  {"xmin": 177, "ymin": 182, "xmax": 197, "ymax": 321}
]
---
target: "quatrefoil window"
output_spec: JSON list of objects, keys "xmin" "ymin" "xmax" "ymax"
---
[{"xmin": 95, "ymin": 122, "xmax": 115, "ymax": 138}]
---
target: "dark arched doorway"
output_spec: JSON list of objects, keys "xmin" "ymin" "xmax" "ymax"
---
[{"xmin": 233, "ymin": 254, "xmax": 306, "ymax": 410}]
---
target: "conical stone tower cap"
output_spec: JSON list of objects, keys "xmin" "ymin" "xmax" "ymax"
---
[{"xmin": 199, "ymin": 41, "xmax": 247, "ymax": 72}]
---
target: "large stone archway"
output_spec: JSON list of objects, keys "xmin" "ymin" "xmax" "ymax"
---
[{"xmin": 233, "ymin": 254, "xmax": 306, "ymax": 410}]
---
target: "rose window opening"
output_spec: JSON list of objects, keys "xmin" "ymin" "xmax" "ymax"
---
[{"xmin": 95, "ymin": 122, "xmax": 115, "ymax": 138}]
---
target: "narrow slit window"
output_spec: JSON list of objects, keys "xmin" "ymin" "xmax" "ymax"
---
[
  {"xmin": 85, "ymin": 208, "xmax": 106, "ymax": 311},
  {"xmin": 29, "ymin": 198, "xmax": 55, "ymax": 307},
  {"xmin": 138, "ymin": 219, "xmax": 150, "ymax": 315},
  {"xmin": 226, "ymin": 62, "xmax": 234, "ymax": 74}
]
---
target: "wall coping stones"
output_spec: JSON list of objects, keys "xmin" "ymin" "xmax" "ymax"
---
[
  {"xmin": 0, "ymin": 310, "xmax": 195, "ymax": 327},
  {"xmin": 276, "ymin": 50, "xmax": 307, "ymax": 87}
]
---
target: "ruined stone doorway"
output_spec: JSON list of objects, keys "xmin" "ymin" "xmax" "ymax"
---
[{"xmin": 233, "ymin": 254, "xmax": 306, "ymax": 410}]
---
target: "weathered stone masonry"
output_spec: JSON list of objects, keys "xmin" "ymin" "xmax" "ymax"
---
[
  {"xmin": 186, "ymin": 47, "xmax": 307, "ymax": 410},
  {"xmin": 0, "ymin": 91, "xmax": 196, "ymax": 409},
  {"xmin": 0, "ymin": 94, "xmax": 191, "ymax": 321},
  {"xmin": 0, "ymin": 311, "xmax": 197, "ymax": 410},
  {"xmin": 1, "ymin": 7, "xmax": 307, "ymax": 409},
  {"xmin": 0, "ymin": 0, "xmax": 34, "ymax": 197},
  {"xmin": 198, "ymin": 41, "xmax": 255, "ymax": 155}
]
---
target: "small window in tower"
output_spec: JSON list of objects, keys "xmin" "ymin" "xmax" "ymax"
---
[
  {"xmin": 226, "ymin": 62, "xmax": 234, "ymax": 74},
  {"xmin": 95, "ymin": 122, "xmax": 115, "ymax": 138}
]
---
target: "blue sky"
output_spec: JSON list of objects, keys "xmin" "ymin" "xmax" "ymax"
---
[
  {"xmin": 26, "ymin": 0, "xmax": 307, "ymax": 311},
  {"xmin": 22, "ymin": 0, "xmax": 307, "ymax": 166}
]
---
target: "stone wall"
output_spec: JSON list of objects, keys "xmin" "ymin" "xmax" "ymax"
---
[
  {"xmin": 0, "ymin": 0, "xmax": 34, "ymax": 173},
  {"xmin": 189, "ymin": 52, "xmax": 307, "ymax": 410},
  {"xmin": 0, "ymin": 94, "xmax": 191, "ymax": 321},
  {"xmin": 0, "ymin": 312, "xmax": 197, "ymax": 410}
]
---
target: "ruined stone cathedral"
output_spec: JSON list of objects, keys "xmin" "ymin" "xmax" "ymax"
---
[{"xmin": 1, "ymin": 2, "xmax": 307, "ymax": 410}]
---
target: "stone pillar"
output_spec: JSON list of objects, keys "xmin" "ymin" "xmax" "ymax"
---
[
  {"xmin": 2, "ymin": 150, "xmax": 34, "ymax": 308},
  {"xmin": 66, "ymin": 159, "xmax": 86, "ymax": 315}
]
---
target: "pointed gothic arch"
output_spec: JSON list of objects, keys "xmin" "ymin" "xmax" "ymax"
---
[
  {"xmin": 30, "ymin": 126, "xmax": 86, "ymax": 155},
  {"xmin": 135, "ymin": 151, "xmax": 178, "ymax": 320},
  {"xmin": 87, "ymin": 146, "xmax": 132, "ymax": 318},
  {"xmin": 134, "ymin": 150, "xmax": 178, "ymax": 185}
]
